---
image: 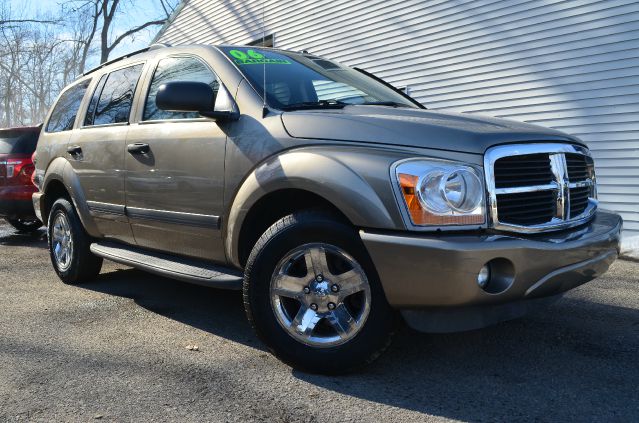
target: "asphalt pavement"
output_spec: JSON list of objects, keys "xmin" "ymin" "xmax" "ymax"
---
[{"xmin": 0, "ymin": 222, "xmax": 638, "ymax": 422}]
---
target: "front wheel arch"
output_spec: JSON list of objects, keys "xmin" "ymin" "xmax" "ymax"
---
[
  {"xmin": 224, "ymin": 148, "xmax": 405, "ymax": 267},
  {"xmin": 235, "ymin": 188, "xmax": 350, "ymax": 267}
]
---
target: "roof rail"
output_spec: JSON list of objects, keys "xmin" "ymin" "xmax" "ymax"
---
[{"xmin": 82, "ymin": 43, "xmax": 170, "ymax": 77}]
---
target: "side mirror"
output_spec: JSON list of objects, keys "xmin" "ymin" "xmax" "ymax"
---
[{"xmin": 156, "ymin": 81, "xmax": 238, "ymax": 121}]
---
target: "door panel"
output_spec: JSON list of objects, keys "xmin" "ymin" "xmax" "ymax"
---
[
  {"xmin": 66, "ymin": 63, "xmax": 145, "ymax": 243},
  {"xmin": 124, "ymin": 54, "xmax": 227, "ymax": 261},
  {"xmin": 68, "ymin": 125, "xmax": 133, "ymax": 243},
  {"xmin": 124, "ymin": 121, "xmax": 226, "ymax": 261}
]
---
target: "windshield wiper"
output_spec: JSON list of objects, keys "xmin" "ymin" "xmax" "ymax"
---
[
  {"xmin": 360, "ymin": 101, "xmax": 410, "ymax": 108},
  {"xmin": 280, "ymin": 99, "xmax": 347, "ymax": 111}
]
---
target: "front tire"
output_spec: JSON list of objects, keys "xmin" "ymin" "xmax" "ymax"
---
[
  {"xmin": 243, "ymin": 211, "xmax": 396, "ymax": 374},
  {"xmin": 48, "ymin": 198, "xmax": 102, "ymax": 284},
  {"xmin": 6, "ymin": 217, "xmax": 42, "ymax": 233}
]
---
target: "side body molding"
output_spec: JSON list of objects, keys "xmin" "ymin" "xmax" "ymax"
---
[{"xmin": 224, "ymin": 146, "xmax": 409, "ymax": 267}]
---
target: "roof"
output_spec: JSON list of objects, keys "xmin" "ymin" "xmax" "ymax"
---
[{"xmin": 82, "ymin": 43, "xmax": 171, "ymax": 77}]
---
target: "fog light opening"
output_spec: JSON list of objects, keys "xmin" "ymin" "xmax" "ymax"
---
[
  {"xmin": 477, "ymin": 264, "xmax": 491, "ymax": 289},
  {"xmin": 478, "ymin": 258, "xmax": 515, "ymax": 295}
]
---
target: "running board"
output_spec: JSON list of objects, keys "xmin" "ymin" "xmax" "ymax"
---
[{"xmin": 90, "ymin": 241, "xmax": 243, "ymax": 290}]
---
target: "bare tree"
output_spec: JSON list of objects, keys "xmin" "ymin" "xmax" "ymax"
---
[
  {"xmin": 68, "ymin": 0, "xmax": 177, "ymax": 67},
  {"xmin": 0, "ymin": 21, "xmax": 64, "ymax": 126},
  {"xmin": 61, "ymin": 1, "xmax": 101, "ymax": 75},
  {"xmin": 0, "ymin": 0, "xmax": 177, "ymax": 127},
  {"xmin": 0, "ymin": 0, "xmax": 67, "ymax": 126},
  {"xmin": 0, "ymin": 0, "xmax": 58, "ymax": 28}
]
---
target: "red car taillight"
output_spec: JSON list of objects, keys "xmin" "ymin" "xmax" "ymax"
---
[
  {"xmin": 5, "ymin": 155, "xmax": 34, "ymax": 184},
  {"xmin": 20, "ymin": 162, "xmax": 35, "ymax": 185},
  {"xmin": 30, "ymin": 151, "xmax": 37, "ymax": 187}
]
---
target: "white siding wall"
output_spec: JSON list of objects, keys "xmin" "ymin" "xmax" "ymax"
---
[{"xmin": 157, "ymin": 0, "xmax": 639, "ymax": 253}]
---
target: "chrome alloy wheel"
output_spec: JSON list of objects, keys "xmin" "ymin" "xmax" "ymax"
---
[
  {"xmin": 270, "ymin": 243, "xmax": 372, "ymax": 347},
  {"xmin": 51, "ymin": 212, "xmax": 73, "ymax": 271}
]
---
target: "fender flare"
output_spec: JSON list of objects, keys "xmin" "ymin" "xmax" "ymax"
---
[
  {"xmin": 224, "ymin": 148, "xmax": 403, "ymax": 267},
  {"xmin": 42, "ymin": 157, "xmax": 101, "ymax": 237}
]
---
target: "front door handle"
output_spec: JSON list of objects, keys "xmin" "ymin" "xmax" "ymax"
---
[{"xmin": 127, "ymin": 143, "xmax": 150, "ymax": 155}]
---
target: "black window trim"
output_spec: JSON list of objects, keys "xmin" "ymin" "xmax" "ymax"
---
[
  {"xmin": 43, "ymin": 77, "xmax": 92, "ymax": 134},
  {"xmin": 82, "ymin": 73, "xmax": 108, "ymax": 128},
  {"xmin": 80, "ymin": 60, "xmax": 146, "ymax": 129},
  {"xmin": 139, "ymin": 53, "xmax": 222, "ymax": 125}
]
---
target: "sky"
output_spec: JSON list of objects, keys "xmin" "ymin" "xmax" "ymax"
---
[{"xmin": 8, "ymin": 0, "xmax": 174, "ymax": 64}]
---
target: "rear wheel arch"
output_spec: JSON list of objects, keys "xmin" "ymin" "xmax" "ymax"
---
[
  {"xmin": 41, "ymin": 164, "xmax": 100, "ymax": 237},
  {"xmin": 42, "ymin": 179, "xmax": 70, "ymax": 225}
]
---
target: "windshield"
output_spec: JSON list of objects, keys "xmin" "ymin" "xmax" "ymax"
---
[{"xmin": 220, "ymin": 47, "xmax": 420, "ymax": 110}]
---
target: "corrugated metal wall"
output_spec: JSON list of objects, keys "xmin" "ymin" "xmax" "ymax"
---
[{"xmin": 157, "ymin": 0, "xmax": 639, "ymax": 252}]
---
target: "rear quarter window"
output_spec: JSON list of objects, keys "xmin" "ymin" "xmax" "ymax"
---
[
  {"xmin": 45, "ymin": 80, "xmax": 91, "ymax": 133},
  {"xmin": 85, "ymin": 64, "xmax": 143, "ymax": 126}
]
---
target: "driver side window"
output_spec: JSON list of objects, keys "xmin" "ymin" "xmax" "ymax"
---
[{"xmin": 143, "ymin": 56, "xmax": 219, "ymax": 121}]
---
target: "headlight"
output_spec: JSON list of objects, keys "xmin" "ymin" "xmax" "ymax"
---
[{"xmin": 394, "ymin": 159, "xmax": 485, "ymax": 226}]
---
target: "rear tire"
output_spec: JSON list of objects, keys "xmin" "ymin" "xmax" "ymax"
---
[
  {"xmin": 6, "ymin": 217, "xmax": 42, "ymax": 233},
  {"xmin": 48, "ymin": 198, "xmax": 102, "ymax": 284},
  {"xmin": 243, "ymin": 211, "xmax": 397, "ymax": 374}
]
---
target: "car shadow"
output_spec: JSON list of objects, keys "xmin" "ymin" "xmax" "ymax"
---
[
  {"xmin": 80, "ymin": 268, "xmax": 261, "ymax": 349},
  {"xmin": 78, "ymin": 267, "xmax": 639, "ymax": 420},
  {"xmin": 292, "ymin": 296, "xmax": 639, "ymax": 420},
  {"xmin": 0, "ymin": 227, "xmax": 47, "ymax": 248}
]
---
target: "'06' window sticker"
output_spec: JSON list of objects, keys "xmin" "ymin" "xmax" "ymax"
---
[{"xmin": 228, "ymin": 49, "xmax": 291, "ymax": 65}]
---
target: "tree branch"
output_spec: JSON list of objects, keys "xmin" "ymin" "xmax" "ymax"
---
[
  {"xmin": 107, "ymin": 19, "xmax": 165, "ymax": 54},
  {"xmin": 0, "ymin": 61, "xmax": 41, "ymax": 98},
  {"xmin": 158, "ymin": 0, "xmax": 177, "ymax": 18},
  {"xmin": 107, "ymin": 0, "xmax": 119, "ymax": 21},
  {"xmin": 0, "ymin": 19, "xmax": 58, "ymax": 25}
]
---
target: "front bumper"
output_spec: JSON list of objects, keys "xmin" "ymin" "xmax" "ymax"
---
[{"xmin": 361, "ymin": 211, "xmax": 622, "ymax": 330}]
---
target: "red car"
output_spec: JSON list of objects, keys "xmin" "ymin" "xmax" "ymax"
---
[{"xmin": 0, "ymin": 126, "xmax": 42, "ymax": 233}]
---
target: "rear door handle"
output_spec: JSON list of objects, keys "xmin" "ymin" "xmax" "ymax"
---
[
  {"xmin": 67, "ymin": 145, "xmax": 82, "ymax": 159},
  {"xmin": 67, "ymin": 145, "xmax": 82, "ymax": 155},
  {"xmin": 127, "ymin": 143, "xmax": 150, "ymax": 155}
]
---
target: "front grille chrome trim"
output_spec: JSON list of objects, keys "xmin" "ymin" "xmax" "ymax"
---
[
  {"xmin": 494, "ymin": 183, "xmax": 559, "ymax": 195},
  {"xmin": 569, "ymin": 180, "xmax": 594, "ymax": 189},
  {"xmin": 485, "ymin": 143, "xmax": 597, "ymax": 234}
]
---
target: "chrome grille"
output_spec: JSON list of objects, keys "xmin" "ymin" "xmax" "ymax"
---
[
  {"xmin": 485, "ymin": 144, "xmax": 597, "ymax": 233},
  {"xmin": 565, "ymin": 153, "xmax": 590, "ymax": 182},
  {"xmin": 496, "ymin": 190, "xmax": 556, "ymax": 226},
  {"xmin": 493, "ymin": 153, "xmax": 553, "ymax": 188},
  {"xmin": 569, "ymin": 185, "xmax": 591, "ymax": 218}
]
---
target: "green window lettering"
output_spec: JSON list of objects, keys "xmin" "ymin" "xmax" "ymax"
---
[{"xmin": 228, "ymin": 49, "xmax": 290, "ymax": 65}]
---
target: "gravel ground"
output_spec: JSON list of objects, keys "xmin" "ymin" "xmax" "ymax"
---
[{"xmin": 0, "ymin": 222, "xmax": 638, "ymax": 422}]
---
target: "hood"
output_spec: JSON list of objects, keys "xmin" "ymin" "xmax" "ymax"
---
[{"xmin": 281, "ymin": 106, "xmax": 583, "ymax": 154}]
